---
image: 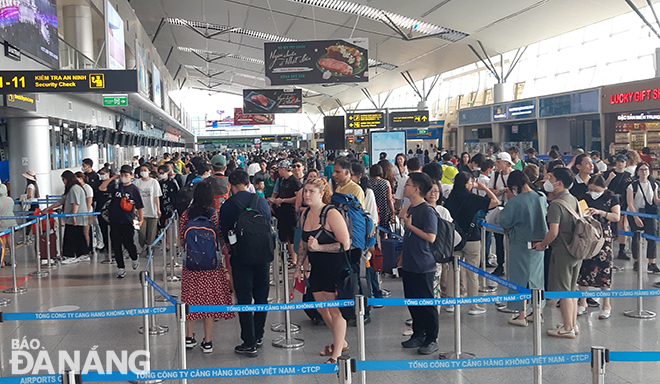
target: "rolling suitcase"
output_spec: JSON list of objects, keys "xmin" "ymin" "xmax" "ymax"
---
[{"xmin": 379, "ymin": 221, "xmax": 404, "ymax": 275}]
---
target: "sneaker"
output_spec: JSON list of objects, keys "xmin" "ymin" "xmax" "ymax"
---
[
  {"xmin": 417, "ymin": 341, "xmax": 439, "ymax": 355},
  {"xmin": 78, "ymin": 255, "xmax": 90, "ymax": 262},
  {"xmin": 546, "ymin": 325, "xmax": 576, "ymax": 339},
  {"xmin": 598, "ymin": 309, "xmax": 612, "ymax": 319},
  {"xmin": 186, "ymin": 334, "xmax": 197, "ymax": 349},
  {"xmin": 372, "ymin": 304, "xmax": 384, "ymax": 308},
  {"xmin": 508, "ymin": 316, "xmax": 528, "ymax": 327},
  {"xmin": 200, "ymin": 340, "xmax": 213, "ymax": 353},
  {"xmin": 405, "ymin": 318, "xmax": 413, "ymax": 326},
  {"xmin": 648, "ymin": 263, "xmax": 660, "ymax": 274},
  {"xmin": 494, "ymin": 302, "xmax": 506, "ymax": 308},
  {"xmin": 381, "ymin": 289, "xmax": 391, "ymax": 297},
  {"xmin": 256, "ymin": 338, "xmax": 264, "ymax": 348},
  {"xmin": 654, "ymin": 281, "xmax": 660, "ymax": 288},
  {"xmin": 445, "ymin": 305, "xmax": 455, "ymax": 313},
  {"xmin": 586, "ymin": 298, "xmax": 600, "ymax": 307},
  {"xmin": 557, "ymin": 323, "xmax": 579, "ymax": 335},
  {"xmin": 41, "ymin": 259, "xmax": 49, "ymax": 265},
  {"xmin": 525, "ymin": 312, "xmax": 544, "ymax": 324},
  {"xmin": 468, "ymin": 307, "xmax": 486, "ymax": 315},
  {"xmin": 61, "ymin": 257, "xmax": 79, "ymax": 265},
  {"xmin": 633, "ymin": 262, "xmax": 639, "ymax": 272},
  {"xmin": 234, "ymin": 344, "xmax": 258, "ymax": 357},
  {"xmin": 402, "ymin": 328, "xmax": 413, "ymax": 336},
  {"xmin": 116, "ymin": 269, "xmax": 126, "ymax": 278},
  {"xmin": 132, "ymin": 257, "xmax": 140, "ymax": 270},
  {"xmin": 577, "ymin": 306, "xmax": 587, "ymax": 316},
  {"xmin": 616, "ymin": 250, "xmax": 630, "ymax": 260},
  {"xmin": 401, "ymin": 337, "xmax": 424, "ymax": 348},
  {"xmin": 492, "ymin": 267, "xmax": 504, "ymax": 276}
]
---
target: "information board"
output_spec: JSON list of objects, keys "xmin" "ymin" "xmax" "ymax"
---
[
  {"xmin": 370, "ymin": 131, "xmax": 406, "ymax": 166},
  {"xmin": 346, "ymin": 112, "xmax": 384, "ymax": 129},
  {"xmin": 243, "ymin": 89, "xmax": 302, "ymax": 114},
  {"xmin": 0, "ymin": 70, "xmax": 138, "ymax": 93},
  {"xmin": 390, "ymin": 111, "xmax": 429, "ymax": 128}
]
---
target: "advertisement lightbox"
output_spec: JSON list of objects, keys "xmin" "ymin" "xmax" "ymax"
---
[
  {"xmin": 0, "ymin": 0, "xmax": 59, "ymax": 68},
  {"xmin": 370, "ymin": 131, "xmax": 406, "ymax": 167},
  {"xmin": 105, "ymin": 1, "xmax": 125, "ymax": 69}
]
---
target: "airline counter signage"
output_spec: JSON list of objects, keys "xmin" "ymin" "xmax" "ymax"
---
[{"xmin": 0, "ymin": 70, "xmax": 138, "ymax": 93}]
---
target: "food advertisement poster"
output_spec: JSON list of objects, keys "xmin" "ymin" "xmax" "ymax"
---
[
  {"xmin": 264, "ymin": 39, "xmax": 369, "ymax": 85},
  {"xmin": 0, "ymin": 0, "xmax": 59, "ymax": 68},
  {"xmin": 233, "ymin": 108, "xmax": 274, "ymax": 125},
  {"xmin": 242, "ymin": 89, "xmax": 302, "ymax": 114}
]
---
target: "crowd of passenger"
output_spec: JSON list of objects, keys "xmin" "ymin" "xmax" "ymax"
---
[{"xmin": 13, "ymin": 143, "xmax": 659, "ymax": 360}]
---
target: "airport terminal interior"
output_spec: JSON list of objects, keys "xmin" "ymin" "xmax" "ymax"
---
[{"xmin": 3, "ymin": 0, "xmax": 660, "ymax": 383}]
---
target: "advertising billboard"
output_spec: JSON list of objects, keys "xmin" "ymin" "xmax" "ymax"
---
[
  {"xmin": 233, "ymin": 108, "xmax": 274, "ymax": 125},
  {"xmin": 264, "ymin": 38, "xmax": 369, "ymax": 86},
  {"xmin": 0, "ymin": 0, "xmax": 59, "ymax": 68},
  {"xmin": 135, "ymin": 41, "xmax": 148, "ymax": 95},
  {"xmin": 105, "ymin": 1, "xmax": 125, "ymax": 69},
  {"xmin": 242, "ymin": 89, "xmax": 302, "ymax": 114},
  {"xmin": 370, "ymin": 131, "xmax": 406, "ymax": 166},
  {"xmin": 152, "ymin": 64, "xmax": 161, "ymax": 107}
]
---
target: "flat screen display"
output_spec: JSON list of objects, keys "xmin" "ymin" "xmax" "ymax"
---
[
  {"xmin": 0, "ymin": 0, "xmax": 59, "ymax": 68},
  {"xmin": 370, "ymin": 131, "xmax": 406, "ymax": 167}
]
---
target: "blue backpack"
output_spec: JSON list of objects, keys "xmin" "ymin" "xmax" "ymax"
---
[
  {"xmin": 331, "ymin": 192, "xmax": 376, "ymax": 251},
  {"xmin": 184, "ymin": 208, "xmax": 219, "ymax": 271}
]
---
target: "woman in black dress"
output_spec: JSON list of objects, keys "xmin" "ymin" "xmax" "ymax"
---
[{"xmin": 576, "ymin": 175, "xmax": 620, "ymax": 319}]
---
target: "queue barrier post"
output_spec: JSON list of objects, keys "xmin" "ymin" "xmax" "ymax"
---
[
  {"xmin": 167, "ymin": 219, "xmax": 180, "ymax": 282},
  {"xmin": 30, "ymin": 217, "xmax": 49, "ymax": 278},
  {"xmin": 45, "ymin": 212, "xmax": 57, "ymax": 270},
  {"xmin": 90, "ymin": 215, "xmax": 98, "ymax": 260},
  {"xmin": 138, "ymin": 246, "xmax": 168, "ymax": 335},
  {"xmin": 133, "ymin": 271, "xmax": 163, "ymax": 384},
  {"xmin": 4, "ymin": 226, "xmax": 26, "ymax": 294},
  {"xmin": 439, "ymin": 256, "xmax": 474, "ymax": 360},
  {"xmin": 156, "ymin": 229, "xmax": 177, "ymax": 302},
  {"xmin": 272, "ymin": 239, "xmax": 304, "ymax": 348},
  {"xmin": 338, "ymin": 356, "xmax": 353, "ymax": 384},
  {"xmin": 101, "ymin": 224, "xmax": 114, "ymax": 264},
  {"xmin": 532, "ymin": 289, "xmax": 543, "ymax": 384},
  {"xmin": 591, "ymin": 346, "xmax": 607, "ymax": 384},
  {"xmin": 176, "ymin": 301, "xmax": 188, "ymax": 384},
  {"xmin": 61, "ymin": 369, "xmax": 81, "ymax": 384},
  {"xmin": 479, "ymin": 225, "xmax": 496, "ymax": 293},
  {"xmin": 355, "ymin": 294, "xmax": 367, "ymax": 384},
  {"xmin": 271, "ymin": 239, "xmax": 300, "ymax": 333},
  {"xmin": 624, "ymin": 231, "xmax": 656, "ymax": 319},
  {"xmin": 497, "ymin": 233, "xmax": 517, "ymax": 313}
]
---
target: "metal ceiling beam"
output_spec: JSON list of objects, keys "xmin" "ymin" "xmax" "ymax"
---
[
  {"xmin": 361, "ymin": 88, "xmax": 379, "ymax": 109},
  {"xmin": 626, "ymin": 0, "xmax": 660, "ymax": 40}
]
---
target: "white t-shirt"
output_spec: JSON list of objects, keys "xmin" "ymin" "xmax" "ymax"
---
[
  {"xmin": 628, "ymin": 181, "xmax": 657, "ymax": 210},
  {"xmin": 27, "ymin": 184, "xmax": 37, "ymax": 202},
  {"xmin": 133, "ymin": 178, "xmax": 163, "ymax": 218},
  {"xmin": 473, "ymin": 174, "xmax": 491, "ymax": 197},
  {"xmin": 488, "ymin": 171, "xmax": 510, "ymax": 204},
  {"xmin": 624, "ymin": 165, "xmax": 637, "ymax": 175},
  {"xmin": 82, "ymin": 183, "xmax": 94, "ymax": 199},
  {"xmin": 394, "ymin": 175, "xmax": 407, "ymax": 201},
  {"xmin": 364, "ymin": 188, "xmax": 378, "ymax": 233}
]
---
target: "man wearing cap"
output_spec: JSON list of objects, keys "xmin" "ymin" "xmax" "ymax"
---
[
  {"xmin": 488, "ymin": 151, "xmax": 515, "ymax": 276},
  {"xmin": 98, "ymin": 164, "xmax": 144, "ymax": 278},
  {"xmin": 525, "ymin": 148, "xmax": 543, "ymax": 167},
  {"xmin": 605, "ymin": 154, "xmax": 634, "ymax": 260},
  {"xmin": 270, "ymin": 160, "xmax": 302, "ymax": 267},
  {"xmin": 205, "ymin": 154, "xmax": 230, "ymax": 208}
]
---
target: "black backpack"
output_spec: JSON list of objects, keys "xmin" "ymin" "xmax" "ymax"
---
[
  {"xmin": 429, "ymin": 204, "xmax": 455, "ymax": 263},
  {"xmin": 176, "ymin": 181, "xmax": 196, "ymax": 215},
  {"xmin": 229, "ymin": 194, "xmax": 275, "ymax": 265}
]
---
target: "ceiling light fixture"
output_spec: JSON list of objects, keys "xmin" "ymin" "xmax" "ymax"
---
[{"xmin": 287, "ymin": 0, "xmax": 467, "ymax": 42}]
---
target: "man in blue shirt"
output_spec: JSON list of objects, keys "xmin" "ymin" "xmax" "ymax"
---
[
  {"xmin": 400, "ymin": 172, "xmax": 439, "ymax": 355},
  {"xmin": 219, "ymin": 170, "xmax": 271, "ymax": 357}
]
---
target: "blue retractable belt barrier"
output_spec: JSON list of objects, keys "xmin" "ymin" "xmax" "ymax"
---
[
  {"xmin": 369, "ymin": 294, "xmax": 531, "ymax": 307},
  {"xmin": 618, "ymin": 230, "xmax": 634, "ymax": 237},
  {"xmin": 355, "ymin": 352, "xmax": 591, "ymax": 371},
  {"xmin": 1, "ymin": 307, "xmax": 175, "ymax": 321},
  {"xmin": 14, "ymin": 219, "xmax": 37, "ymax": 231},
  {"xmin": 621, "ymin": 210, "xmax": 660, "ymax": 220},
  {"xmin": 0, "ymin": 215, "xmax": 41, "ymax": 220},
  {"xmin": 377, "ymin": 225, "xmax": 403, "ymax": 240},
  {"xmin": 457, "ymin": 259, "xmax": 531, "ymax": 293},
  {"xmin": 145, "ymin": 275, "xmax": 177, "ymax": 305},
  {"xmin": 479, "ymin": 221, "xmax": 504, "ymax": 233},
  {"xmin": 608, "ymin": 351, "xmax": 660, "ymax": 362},
  {"xmin": 189, "ymin": 299, "xmax": 355, "ymax": 313},
  {"xmin": 545, "ymin": 288, "xmax": 660, "ymax": 300},
  {"xmin": 51, "ymin": 212, "xmax": 100, "ymax": 218},
  {"xmin": 642, "ymin": 233, "xmax": 660, "ymax": 243}
]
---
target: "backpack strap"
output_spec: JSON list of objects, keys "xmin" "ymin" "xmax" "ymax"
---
[
  {"xmin": 636, "ymin": 180, "xmax": 657, "ymax": 206},
  {"xmin": 554, "ymin": 199, "xmax": 581, "ymax": 249},
  {"xmin": 319, "ymin": 204, "xmax": 333, "ymax": 227}
]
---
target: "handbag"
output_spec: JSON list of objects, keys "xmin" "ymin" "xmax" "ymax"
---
[
  {"xmin": 119, "ymin": 184, "xmax": 134, "ymax": 212},
  {"xmin": 637, "ymin": 180, "xmax": 659, "ymax": 215}
]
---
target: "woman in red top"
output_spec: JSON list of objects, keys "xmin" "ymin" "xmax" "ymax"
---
[{"xmin": 179, "ymin": 182, "xmax": 234, "ymax": 354}]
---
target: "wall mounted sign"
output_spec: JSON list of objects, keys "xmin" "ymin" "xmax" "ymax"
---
[{"xmin": 0, "ymin": 70, "xmax": 138, "ymax": 93}]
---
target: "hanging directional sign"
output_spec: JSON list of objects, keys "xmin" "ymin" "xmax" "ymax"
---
[
  {"xmin": 0, "ymin": 70, "xmax": 138, "ymax": 94},
  {"xmin": 390, "ymin": 110, "xmax": 429, "ymax": 128},
  {"xmin": 346, "ymin": 112, "xmax": 384, "ymax": 129}
]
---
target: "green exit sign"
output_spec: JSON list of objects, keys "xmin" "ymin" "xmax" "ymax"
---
[
  {"xmin": 102, "ymin": 94, "xmax": 128, "ymax": 106},
  {"xmin": 417, "ymin": 128, "xmax": 428, "ymax": 135}
]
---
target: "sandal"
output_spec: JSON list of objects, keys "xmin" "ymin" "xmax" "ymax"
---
[
  {"xmin": 319, "ymin": 342, "xmax": 349, "ymax": 356},
  {"xmin": 325, "ymin": 357, "xmax": 337, "ymax": 364}
]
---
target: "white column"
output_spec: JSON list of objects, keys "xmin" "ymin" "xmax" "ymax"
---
[
  {"xmin": 8, "ymin": 118, "xmax": 52, "ymax": 198},
  {"xmin": 62, "ymin": 2, "xmax": 94, "ymax": 60},
  {"xmin": 82, "ymin": 144, "xmax": 99, "ymax": 170},
  {"xmin": 537, "ymin": 119, "xmax": 548, "ymax": 155}
]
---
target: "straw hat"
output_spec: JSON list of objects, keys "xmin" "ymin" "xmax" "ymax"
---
[{"xmin": 22, "ymin": 170, "xmax": 36, "ymax": 181}]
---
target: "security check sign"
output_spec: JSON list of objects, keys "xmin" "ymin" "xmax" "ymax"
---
[{"xmin": 0, "ymin": 70, "xmax": 138, "ymax": 93}]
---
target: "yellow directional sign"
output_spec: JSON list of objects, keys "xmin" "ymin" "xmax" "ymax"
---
[
  {"xmin": 390, "ymin": 111, "xmax": 430, "ymax": 128},
  {"xmin": 346, "ymin": 112, "xmax": 384, "ymax": 129}
]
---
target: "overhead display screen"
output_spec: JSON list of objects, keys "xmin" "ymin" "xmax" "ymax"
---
[
  {"xmin": 0, "ymin": 70, "xmax": 138, "ymax": 93},
  {"xmin": 264, "ymin": 38, "xmax": 369, "ymax": 85},
  {"xmin": 347, "ymin": 112, "xmax": 384, "ymax": 129},
  {"xmin": 370, "ymin": 131, "xmax": 406, "ymax": 167},
  {"xmin": 242, "ymin": 89, "xmax": 302, "ymax": 114},
  {"xmin": 0, "ymin": 0, "xmax": 59, "ymax": 68}
]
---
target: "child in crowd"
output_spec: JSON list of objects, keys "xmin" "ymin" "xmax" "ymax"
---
[{"xmin": 255, "ymin": 178, "xmax": 265, "ymax": 198}]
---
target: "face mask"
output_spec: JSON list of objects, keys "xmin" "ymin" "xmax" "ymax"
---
[
  {"xmin": 158, "ymin": 173, "xmax": 168, "ymax": 180},
  {"xmin": 81, "ymin": 167, "xmax": 87, "ymax": 173},
  {"xmin": 140, "ymin": 171, "xmax": 149, "ymax": 179},
  {"xmin": 543, "ymin": 179, "xmax": 554, "ymax": 193},
  {"xmin": 120, "ymin": 177, "xmax": 131, "ymax": 184},
  {"xmin": 511, "ymin": 188, "xmax": 518, "ymax": 196},
  {"xmin": 588, "ymin": 191, "xmax": 604, "ymax": 200},
  {"xmin": 200, "ymin": 173, "xmax": 210, "ymax": 180},
  {"xmin": 99, "ymin": 174, "xmax": 108, "ymax": 181}
]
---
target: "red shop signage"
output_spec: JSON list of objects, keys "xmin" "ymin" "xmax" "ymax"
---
[{"xmin": 609, "ymin": 88, "xmax": 660, "ymax": 105}]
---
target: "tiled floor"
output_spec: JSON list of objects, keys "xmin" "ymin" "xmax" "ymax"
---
[{"xmin": 1, "ymin": 240, "xmax": 660, "ymax": 383}]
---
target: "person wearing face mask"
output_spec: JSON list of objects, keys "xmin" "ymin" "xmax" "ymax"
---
[
  {"xmin": 82, "ymin": 159, "xmax": 100, "ymax": 191},
  {"xmin": 99, "ymin": 165, "xmax": 144, "ymax": 278},
  {"xmin": 158, "ymin": 164, "xmax": 179, "ymax": 229},
  {"xmin": 626, "ymin": 162, "xmax": 660, "ymax": 274},
  {"xmin": 604, "ymin": 154, "xmax": 633, "ymax": 260},
  {"xmin": 95, "ymin": 168, "xmax": 112, "ymax": 254},
  {"xmin": 575, "ymin": 175, "xmax": 620, "ymax": 319},
  {"xmin": 134, "ymin": 165, "xmax": 162, "ymax": 252},
  {"xmin": 488, "ymin": 152, "xmax": 515, "ymax": 276},
  {"xmin": 498, "ymin": 171, "xmax": 548, "ymax": 326},
  {"xmin": 569, "ymin": 154, "xmax": 592, "ymax": 198}
]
